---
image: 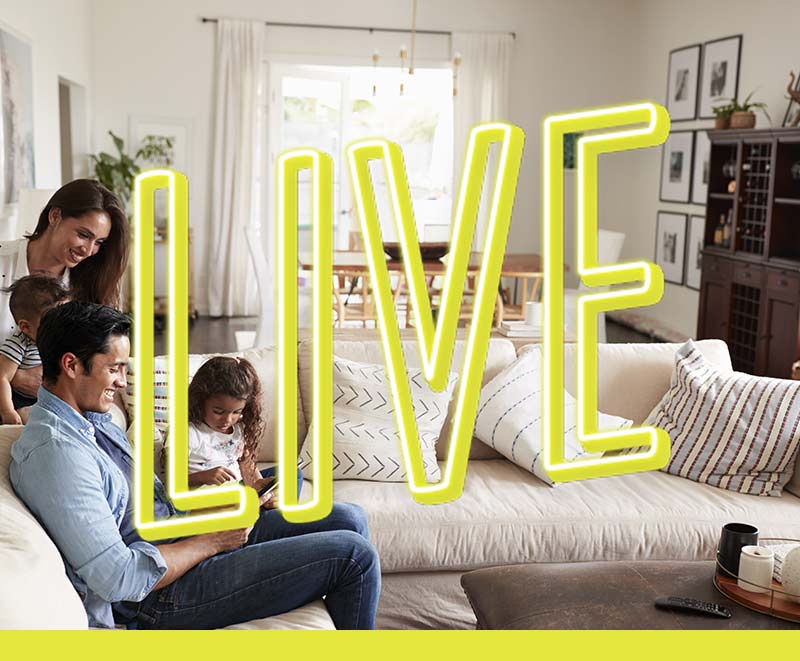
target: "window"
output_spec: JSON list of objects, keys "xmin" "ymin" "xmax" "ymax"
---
[{"xmin": 265, "ymin": 63, "xmax": 454, "ymax": 251}]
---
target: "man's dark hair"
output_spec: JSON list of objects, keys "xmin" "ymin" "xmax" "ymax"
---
[
  {"xmin": 6, "ymin": 275, "xmax": 70, "ymax": 324},
  {"xmin": 37, "ymin": 301, "xmax": 131, "ymax": 383}
]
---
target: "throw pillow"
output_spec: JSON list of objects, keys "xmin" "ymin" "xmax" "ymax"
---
[
  {"xmin": 648, "ymin": 340, "xmax": 800, "ymax": 496},
  {"xmin": 474, "ymin": 346, "xmax": 633, "ymax": 486},
  {"xmin": 298, "ymin": 355, "xmax": 457, "ymax": 482}
]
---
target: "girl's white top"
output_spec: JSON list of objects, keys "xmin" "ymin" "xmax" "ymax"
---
[{"xmin": 187, "ymin": 421, "xmax": 245, "ymax": 481}]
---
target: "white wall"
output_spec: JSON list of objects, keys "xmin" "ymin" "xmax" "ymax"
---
[
  {"xmin": 617, "ymin": 0, "xmax": 800, "ymax": 338},
  {"xmin": 0, "ymin": 0, "xmax": 93, "ymax": 190},
  {"xmin": 89, "ymin": 0, "xmax": 640, "ymax": 315}
]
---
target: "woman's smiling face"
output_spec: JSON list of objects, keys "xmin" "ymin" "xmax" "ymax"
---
[{"xmin": 49, "ymin": 209, "xmax": 111, "ymax": 267}]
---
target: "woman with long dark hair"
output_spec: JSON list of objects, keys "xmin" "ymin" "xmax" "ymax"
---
[{"xmin": 0, "ymin": 179, "xmax": 129, "ymax": 398}]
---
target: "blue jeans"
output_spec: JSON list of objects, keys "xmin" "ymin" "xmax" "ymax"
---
[{"xmin": 131, "ymin": 503, "xmax": 381, "ymax": 629}]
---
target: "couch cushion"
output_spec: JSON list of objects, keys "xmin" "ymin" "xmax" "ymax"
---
[
  {"xmin": 224, "ymin": 600, "xmax": 334, "ymax": 629},
  {"xmin": 332, "ymin": 459, "xmax": 800, "ymax": 573},
  {"xmin": 0, "ymin": 427, "xmax": 88, "ymax": 629},
  {"xmin": 555, "ymin": 339, "xmax": 733, "ymax": 424},
  {"xmin": 299, "ymin": 338, "xmax": 516, "ymax": 461}
]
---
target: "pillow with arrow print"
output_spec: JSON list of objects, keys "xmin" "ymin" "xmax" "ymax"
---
[{"xmin": 298, "ymin": 354, "xmax": 457, "ymax": 482}]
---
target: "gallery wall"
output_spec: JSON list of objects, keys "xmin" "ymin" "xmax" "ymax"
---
[{"xmin": 613, "ymin": 0, "xmax": 800, "ymax": 338}]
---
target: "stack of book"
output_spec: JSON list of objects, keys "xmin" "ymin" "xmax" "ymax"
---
[{"xmin": 496, "ymin": 320, "xmax": 542, "ymax": 338}]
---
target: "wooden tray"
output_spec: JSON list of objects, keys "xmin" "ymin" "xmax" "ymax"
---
[{"xmin": 713, "ymin": 538, "xmax": 800, "ymax": 623}]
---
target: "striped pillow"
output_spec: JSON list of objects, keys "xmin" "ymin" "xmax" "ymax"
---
[{"xmin": 649, "ymin": 340, "xmax": 800, "ymax": 496}]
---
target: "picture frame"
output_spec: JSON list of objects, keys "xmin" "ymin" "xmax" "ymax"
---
[
  {"xmin": 655, "ymin": 212, "xmax": 687, "ymax": 286},
  {"xmin": 698, "ymin": 35, "xmax": 742, "ymax": 118},
  {"xmin": 660, "ymin": 131, "xmax": 695, "ymax": 203},
  {"xmin": 685, "ymin": 214, "xmax": 705, "ymax": 290},
  {"xmin": 691, "ymin": 130, "xmax": 711, "ymax": 205},
  {"xmin": 783, "ymin": 72, "xmax": 800, "ymax": 128},
  {"xmin": 0, "ymin": 23, "xmax": 35, "ymax": 210},
  {"xmin": 666, "ymin": 44, "xmax": 701, "ymax": 121}
]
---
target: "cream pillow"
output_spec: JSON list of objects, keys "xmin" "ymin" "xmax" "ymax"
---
[
  {"xmin": 474, "ymin": 347, "xmax": 633, "ymax": 486},
  {"xmin": 298, "ymin": 355, "xmax": 457, "ymax": 482}
]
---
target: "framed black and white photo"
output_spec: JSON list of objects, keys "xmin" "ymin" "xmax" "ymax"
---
[
  {"xmin": 691, "ymin": 130, "xmax": 711, "ymax": 205},
  {"xmin": 698, "ymin": 35, "xmax": 742, "ymax": 118},
  {"xmin": 655, "ymin": 212, "xmax": 687, "ymax": 286},
  {"xmin": 660, "ymin": 131, "xmax": 695, "ymax": 203},
  {"xmin": 783, "ymin": 72, "xmax": 800, "ymax": 128},
  {"xmin": 685, "ymin": 214, "xmax": 705, "ymax": 290},
  {"xmin": 666, "ymin": 44, "xmax": 701, "ymax": 121}
]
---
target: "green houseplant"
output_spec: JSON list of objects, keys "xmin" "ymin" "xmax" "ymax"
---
[
  {"xmin": 90, "ymin": 131, "xmax": 174, "ymax": 211},
  {"xmin": 712, "ymin": 101, "xmax": 735, "ymax": 129},
  {"xmin": 714, "ymin": 91, "xmax": 771, "ymax": 130}
]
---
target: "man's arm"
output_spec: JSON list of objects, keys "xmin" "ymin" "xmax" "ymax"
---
[
  {"xmin": 11, "ymin": 441, "xmax": 168, "ymax": 603},
  {"xmin": 0, "ymin": 355, "xmax": 22, "ymax": 424},
  {"xmin": 152, "ymin": 529, "xmax": 250, "ymax": 590}
]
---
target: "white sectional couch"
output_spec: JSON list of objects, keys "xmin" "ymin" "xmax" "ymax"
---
[{"xmin": 2, "ymin": 337, "xmax": 800, "ymax": 629}]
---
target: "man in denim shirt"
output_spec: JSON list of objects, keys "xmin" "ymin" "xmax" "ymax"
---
[{"xmin": 10, "ymin": 302, "xmax": 380, "ymax": 629}]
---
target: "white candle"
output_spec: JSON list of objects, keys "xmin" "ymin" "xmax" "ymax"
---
[{"xmin": 738, "ymin": 545, "xmax": 774, "ymax": 594}]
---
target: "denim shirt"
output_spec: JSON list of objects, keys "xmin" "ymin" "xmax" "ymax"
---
[{"xmin": 9, "ymin": 387, "xmax": 169, "ymax": 629}]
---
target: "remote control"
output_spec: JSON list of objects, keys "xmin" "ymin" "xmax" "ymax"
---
[{"xmin": 654, "ymin": 596, "xmax": 732, "ymax": 618}]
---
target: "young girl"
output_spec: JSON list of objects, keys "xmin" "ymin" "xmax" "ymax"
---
[{"xmin": 186, "ymin": 356, "xmax": 302, "ymax": 504}]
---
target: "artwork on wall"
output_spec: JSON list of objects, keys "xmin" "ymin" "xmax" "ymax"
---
[
  {"xmin": 691, "ymin": 130, "xmax": 711, "ymax": 205},
  {"xmin": 666, "ymin": 44, "xmax": 701, "ymax": 121},
  {"xmin": 783, "ymin": 72, "xmax": 800, "ymax": 128},
  {"xmin": 660, "ymin": 131, "xmax": 695, "ymax": 203},
  {"xmin": 655, "ymin": 212, "xmax": 687, "ymax": 286},
  {"xmin": 698, "ymin": 35, "xmax": 742, "ymax": 118},
  {"xmin": 685, "ymin": 214, "xmax": 705, "ymax": 290},
  {"xmin": 0, "ymin": 25, "xmax": 35, "ymax": 209}
]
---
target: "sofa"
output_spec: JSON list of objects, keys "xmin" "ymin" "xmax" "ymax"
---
[{"xmin": 2, "ymin": 337, "xmax": 800, "ymax": 629}]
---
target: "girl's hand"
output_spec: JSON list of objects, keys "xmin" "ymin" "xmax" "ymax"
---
[
  {"xmin": 238, "ymin": 451, "xmax": 261, "ymax": 486},
  {"xmin": 253, "ymin": 476, "xmax": 277, "ymax": 509},
  {"xmin": 259, "ymin": 491, "xmax": 276, "ymax": 510},
  {"xmin": 188, "ymin": 466, "xmax": 239, "ymax": 486}
]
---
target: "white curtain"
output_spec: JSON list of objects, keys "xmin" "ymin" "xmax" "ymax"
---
[
  {"xmin": 208, "ymin": 19, "xmax": 264, "ymax": 316},
  {"xmin": 451, "ymin": 32, "xmax": 513, "ymax": 248}
]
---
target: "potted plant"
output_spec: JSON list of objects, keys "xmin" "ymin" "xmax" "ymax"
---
[
  {"xmin": 725, "ymin": 91, "xmax": 771, "ymax": 129},
  {"xmin": 90, "ymin": 131, "xmax": 174, "ymax": 212},
  {"xmin": 712, "ymin": 101, "xmax": 734, "ymax": 129}
]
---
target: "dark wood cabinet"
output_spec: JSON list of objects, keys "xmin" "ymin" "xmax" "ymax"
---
[{"xmin": 697, "ymin": 128, "xmax": 800, "ymax": 377}]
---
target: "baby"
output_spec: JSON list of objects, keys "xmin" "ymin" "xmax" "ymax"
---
[{"xmin": 0, "ymin": 275, "xmax": 70, "ymax": 424}]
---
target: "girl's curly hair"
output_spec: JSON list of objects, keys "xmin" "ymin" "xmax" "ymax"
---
[{"xmin": 188, "ymin": 356, "xmax": 264, "ymax": 462}]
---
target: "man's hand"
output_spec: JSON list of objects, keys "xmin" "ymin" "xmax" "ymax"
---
[
  {"xmin": 10, "ymin": 365, "xmax": 41, "ymax": 398},
  {"xmin": 188, "ymin": 466, "xmax": 238, "ymax": 486},
  {"xmin": 153, "ymin": 526, "xmax": 253, "ymax": 590},
  {"xmin": 1, "ymin": 409, "xmax": 22, "ymax": 425},
  {"xmin": 203, "ymin": 527, "xmax": 251, "ymax": 553}
]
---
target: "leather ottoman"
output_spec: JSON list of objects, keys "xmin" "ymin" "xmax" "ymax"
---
[{"xmin": 460, "ymin": 561, "xmax": 800, "ymax": 629}]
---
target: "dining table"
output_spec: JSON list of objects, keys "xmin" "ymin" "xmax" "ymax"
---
[{"xmin": 297, "ymin": 251, "xmax": 544, "ymax": 327}]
